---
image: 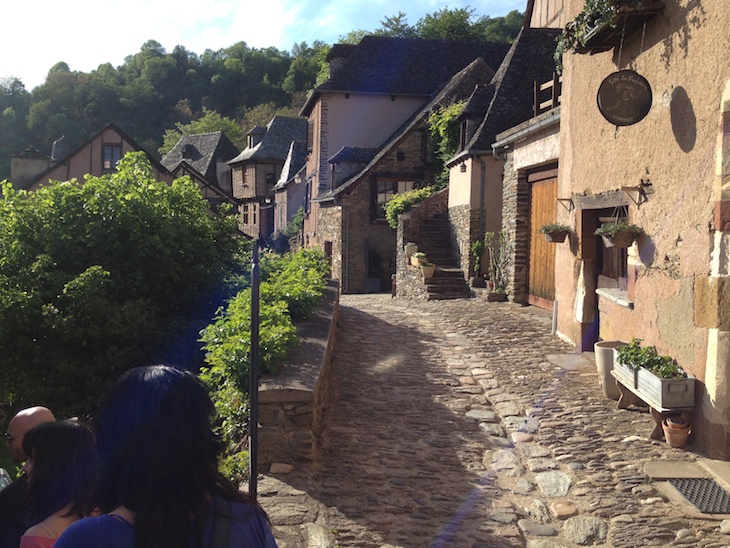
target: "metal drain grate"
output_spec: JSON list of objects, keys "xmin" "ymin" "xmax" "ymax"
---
[{"xmin": 668, "ymin": 478, "xmax": 730, "ymax": 513}]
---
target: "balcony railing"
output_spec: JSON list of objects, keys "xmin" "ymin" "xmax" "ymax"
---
[{"xmin": 534, "ymin": 73, "xmax": 562, "ymax": 117}]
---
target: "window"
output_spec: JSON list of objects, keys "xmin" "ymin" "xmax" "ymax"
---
[
  {"xmin": 242, "ymin": 203, "xmax": 250, "ymax": 225},
  {"xmin": 307, "ymin": 121, "xmax": 314, "ymax": 153},
  {"xmin": 103, "ymin": 145, "xmax": 122, "ymax": 173},
  {"xmin": 373, "ymin": 179, "xmax": 415, "ymax": 220}
]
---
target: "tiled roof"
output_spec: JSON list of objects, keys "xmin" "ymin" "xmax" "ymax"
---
[
  {"xmin": 314, "ymin": 58, "xmax": 495, "ymax": 202},
  {"xmin": 161, "ymin": 131, "xmax": 239, "ymax": 184},
  {"xmin": 329, "ymin": 147, "xmax": 378, "ymax": 165},
  {"xmin": 273, "ymin": 141, "xmax": 308, "ymax": 190},
  {"xmin": 228, "ymin": 116, "xmax": 307, "ymax": 164},
  {"xmin": 302, "ymin": 36, "xmax": 510, "ymax": 115},
  {"xmin": 460, "ymin": 84, "xmax": 495, "ymax": 117},
  {"xmin": 459, "ymin": 27, "xmax": 561, "ymax": 157}
]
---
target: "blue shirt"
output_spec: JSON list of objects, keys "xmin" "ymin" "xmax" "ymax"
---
[{"xmin": 55, "ymin": 498, "xmax": 277, "ymax": 548}]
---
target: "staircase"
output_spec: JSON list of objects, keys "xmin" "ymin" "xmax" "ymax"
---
[{"xmin": 416, "ymin": 214, "xmax": 470, "ymax": 300}]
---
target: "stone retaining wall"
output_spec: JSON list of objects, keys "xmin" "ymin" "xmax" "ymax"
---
[
  {"xmin": 257, "ymin": 280, "xmax": 340, "ymax": 465},
  {"xmin": 395, "ymin": 189, "xmax": 448, "ymax": 299}
]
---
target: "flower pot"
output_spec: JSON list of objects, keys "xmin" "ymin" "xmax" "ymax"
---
[
  {"xmin": 601, "ymin": 231, "xmax": 636, "ymax": 248},
  {"xmin": 636, "ymin": 368, "xmax": 695, "ymax": 409},
  {"xmin": 420, "ymin": 264, "xmax": 435, "ymax": 279},
  {"xmin": 411, "ymin": 255, "xmax": 427, "ymax": 267},
  {"xmin": 544, "ymin": 231, "xmax": 569, "ymax": 243},
  {"xmin": 662, "ymin": 418, "xmax": 690, "ymax": 448},
  {"xmin": 404, "ymin": 243, "xmax": 418, "ymax": 260},
  {"xmin": 487, "ymin": 292, "xmax": 508, "ymax": 302},
  {"xmin": 594, "ymin": 341, "xmax": 624, "ymax": 400}
]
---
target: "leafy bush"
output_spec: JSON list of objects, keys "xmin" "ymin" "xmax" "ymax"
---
[
  {"xmin": 384, "ymin": 186, "xmax": 434, "ymax": 228},
  {"xmin": 199, "ymin": 249, "xmax": 330, "ymax": 483},
  {"xmin": 0, "ymin": 152, "xmax": 241, "ymax": 416}
]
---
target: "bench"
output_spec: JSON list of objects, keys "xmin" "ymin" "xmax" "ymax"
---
[{"xmin": 610, "ymin": 370, "xmax": 693, "ymax": 440}]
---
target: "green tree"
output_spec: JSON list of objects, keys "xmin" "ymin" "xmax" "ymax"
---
[
  {"xmin": 483, "ymin": 10, "xmax": 524, "ymax": 42},
  {"xmin": 0, "ymin": 152, "xmax": 241, "ymax": 415},
  {"xmin": 159, "ymin": 107, "xmax": 245, "ymax": 156}
]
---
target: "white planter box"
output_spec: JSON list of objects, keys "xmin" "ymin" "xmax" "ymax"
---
[
  {"xmin": 635, "ymin": 368, "xmax": 695, "ymax": 409},
  {"xmin": 613, "ymin": 355, "xmax": 637, "ymax": 388}
]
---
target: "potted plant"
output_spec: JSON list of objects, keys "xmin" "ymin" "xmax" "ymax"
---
[
  {"xmin": 410, "ymin": 251, "xmax": 427, "ymax": 267},
  {"xmin": 420, "ymin": 261, "xmax": 436, "ymax": 280},
  {"xmin": 554, "ymin": 0, "xmax": 664, "ymax": 71},
  {"xmin": 484, "ymin": 231, "xmax": 509, "ymax": 301},
  {"xmin": 404, "ymin": 242, "xmax": 418, "ymax": 260},
  {"xmin": 539, "ymin": 223, "xmax": 571, "ymax": 243},
  {"xmin": 470, "ymin": 240, "xmax": 486, "ymax": 287},
  {"xmin": 594, "ymin": 220, "xmax": 642, "ymax": 248},
  {"xmin": 614, "ymin": 338, "xmax": 694, "ymax": 409}
]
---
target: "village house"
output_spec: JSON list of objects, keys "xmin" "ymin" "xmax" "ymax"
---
[
  {"xmin": 228, "ymin": 116, "xmax": 307, "ymax": 240},
  {"xmin": 552, "ymin": 0, "xmax": 730, "ymax": 458},
  {"xmin": 446, "ymin": 25, "xmax": 562, "ymax": 287},
  {"xmin": 19, "ymin": 123, "xmax": 173, "ymax": 190},
  {"xmin": 271, "ymin": 141, "xmax": 307, "ymax": 244},
  {"xmin": 161, "ymin": 131, "xmax": 239, "ymax": 209},
  {"xmin": 300, "ymin": 35, "xmax": 510, "ymax": 292}
]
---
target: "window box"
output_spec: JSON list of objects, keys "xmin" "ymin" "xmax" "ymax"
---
[{"xmin": 576, "ymin": 0, "xmax": 666, "ymax": 54}]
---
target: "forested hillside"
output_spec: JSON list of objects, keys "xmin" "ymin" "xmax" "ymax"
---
[{"xmin": 0, "ymin": 8, "xmax": 524, "ymax": 180}]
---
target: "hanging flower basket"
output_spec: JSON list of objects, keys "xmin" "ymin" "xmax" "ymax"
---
[
  {"xmin": 595, "ymin": 221, "xmax": 642, "ymax": 248},
  {"xmin": 539, "ymin": 223, "xmax": 571, "ymax": 243}
]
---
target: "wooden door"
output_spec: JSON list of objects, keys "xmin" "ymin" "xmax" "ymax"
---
[{"xmin": 527, "ymin": 168, "xmax": 558, "ymax": 309}]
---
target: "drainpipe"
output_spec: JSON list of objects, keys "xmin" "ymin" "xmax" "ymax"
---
[{"xmin": 342, "ymin": 203, "xmax": 349, "ymax": 293}]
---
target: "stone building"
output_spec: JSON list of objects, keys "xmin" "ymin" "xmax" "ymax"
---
[
  {"xmin": 553, "ymin": 0, "xmax": 730, "ymax": 458},
  {"xmin": 299, "ymin": 35, "xmax": 510, "ymax": 292}
]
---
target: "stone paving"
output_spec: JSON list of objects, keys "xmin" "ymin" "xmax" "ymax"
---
[{"xmin": 259, "ymin": 294, "xmax": 730, "ymax": 547}]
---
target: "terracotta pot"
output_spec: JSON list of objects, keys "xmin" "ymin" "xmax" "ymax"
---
[
  {"xmin": 404, "ymin": 243, "xmax": 418, "ymax": 259},
  {"xmin": 662, "ymin": 418, "xmax": 690, "ymax": 448}
]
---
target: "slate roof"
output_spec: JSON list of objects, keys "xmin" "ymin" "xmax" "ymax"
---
[
  {"xmin": 313, "ymin": 58, "xmax": 496, "ymax": 202},
  {"xmin": 329, "ymin": 147, "xmax": 378, "ymax": 165},
  {"xmin": 228, "ymin": 116, "xmax": 307, "ymax": 164},
  {"xmin": 302, "ymin": 36, "xmax": 511, "ymax": 115},
  {"xmin": 453, "ymin": 27, "xmax": 561, "ymax": 161},
  {"xmin": 161, "ymin": 131, "xmax": 239, "ymax": 184},
  {"xmin": 273, "ymin": 141, "xmax": 308, "ymax": 190},
  {"xmin": 460, "ymin": 84, "xmax": 495, "ymax": 118}
]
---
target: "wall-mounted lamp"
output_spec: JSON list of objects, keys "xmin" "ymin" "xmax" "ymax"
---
[{"xmin": 460, "ymin": 163, "xmax": 467, "ymax": 172}]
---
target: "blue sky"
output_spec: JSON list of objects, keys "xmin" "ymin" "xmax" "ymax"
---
[{"xmin": 3, "ymin": 0, "xmax": 526, "ymax": 91}]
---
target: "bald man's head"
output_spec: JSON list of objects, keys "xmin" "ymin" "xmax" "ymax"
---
[{"xmin": 5, "ymin": 406, "xmax": 56, "ymax": 463}]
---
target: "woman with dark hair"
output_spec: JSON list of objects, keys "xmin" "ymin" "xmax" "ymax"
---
[
  {"xmin": 19, "ymin": 420, "xmax": 99, "ymax": 548},
  {"xmin": 56, "ymin": 365, "xmax": 277, "ymax": 548}
]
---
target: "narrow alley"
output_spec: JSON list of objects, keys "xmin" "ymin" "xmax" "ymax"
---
[{"xmin": 260, "ymin": 294, "xmax": 730, "ymax": 547}]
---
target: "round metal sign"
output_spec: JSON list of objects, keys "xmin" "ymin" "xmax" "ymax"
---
[{"xmin": 597, "ymin": 70, "xmax": 652, "ymax": 126}]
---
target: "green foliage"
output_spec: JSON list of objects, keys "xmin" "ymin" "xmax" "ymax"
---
[
  {"xmin": 199, "ymin": 249, "xmax": 329, "ymax": 484},
  {"xmin": 159, "ymin": 107, "xmax": 245, "ymax": 156},
  {"xmin": 0, "ymin": 152, "xmax": 240, "ymax": 415},
  {"xmin": 594, "ymin": 220, "xmax": 642, "ymax": 237},
  {"xmin": 484, "ymin": 231, "xmax": 509, "ymax": 291},
  {"xmin": 427, "ymin": 100, "xmax": 466, "ymax": 188},
  {"xmin": 554, "ymin": 0, "xmax": 645, "ymax": 72},
  {"xmin": 283, "ymin": 206, "xmax": 305, "ymax": 238},
  {"xmin": 539, "ymin": 223, "xmax": 571, "ymax": 234},
  {"xmin": 616, "ymin": 338, "xmax": 686, "ymax": 379},
  {"xmin": 383, "ymin": 186, "xmax": 434, "ymax": 229},
  {"xmin": 471, "ymin": 240, "xmax": 485, "ymax": 273},
  {"xmin": 416, "ymin": 7, "xmax": 490, "ymax": 41}
]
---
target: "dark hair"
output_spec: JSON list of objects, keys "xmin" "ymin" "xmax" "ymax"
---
[
  {"xmin": 94, "ymin": 365, "xmax": 260, "ymax": 548},
  {"xmin": 22, "ymin": 420, "xmax": 99, "ymax": 525}
]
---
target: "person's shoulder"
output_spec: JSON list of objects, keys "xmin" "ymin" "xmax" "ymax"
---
[
  {"xmin": 225, "ymin": 499, "xmax": 277, "ymax": 547},
  {"xmin": 55, "ymin": 515, "xmax": 133, "ymax": 548}
]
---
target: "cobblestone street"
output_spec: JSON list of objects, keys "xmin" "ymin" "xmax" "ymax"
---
[{"xmin": 260, "ymin": 294, "xmax": 730, "ymax": 547}]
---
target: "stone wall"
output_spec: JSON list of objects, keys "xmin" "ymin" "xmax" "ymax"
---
[
  {"xmin": 448, "ymin": 204, "xmax": 479, "ymax": 276},
  {"xmin": 396, "ymin": 189, "xmax": 448, "ymax": 299},
  {"xmin": 257, "ymin": 280, "xmax": 340, "ymax": 465},
  {"xmin": 501, "ymin": 151, "xmax": 529, "ymax": 303}
]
